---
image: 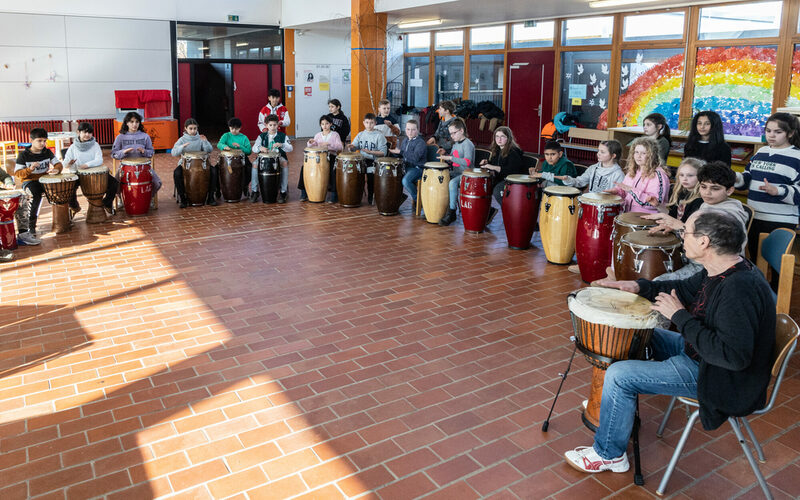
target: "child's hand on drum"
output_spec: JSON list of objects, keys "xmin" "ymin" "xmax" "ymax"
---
[
  {"xmin": 614, "ymin": 182, "xmax": 632, "ymax": 192},
  {"xmin": 529, "ymin": 172, "xmax": 542, "ymax": 179},
  {"xmin": 652, "ymin": 290, "xmax": 684, "ymax": 319},
  {"xmin": 479, "ymin": 159, "xmax": 488, "ymax": 166},
  {"xmin": 438, "ymin": 155, "xmax": 452, "ymax": 162},
  {"xmin": 136, "ymin": 147, "xmax": 145, "ymax": 154},
  {"xmin": 260, "ymin": 147, "xmax": 269, "ymax": 153},
  {"xmin": 223, "ymin": 146, "xmax": 231, "ymax": 151},
  {"xmin": 123, "ymin": 148, "xmax": 134, "ymax": 154},
  {"xmin": 554, "ymin": 175, "xmax": 569, "ymax": 181},
  {"xmin": 389, "ymin": 147, "xmax": 400, "ymax": 154},
  {"xmin": 528, "ymin": 167, "xmax": 537, "ymax": 176},
  {"xmin": 199, "ymin": 135, "xmax": 208, "ymax": 142}
]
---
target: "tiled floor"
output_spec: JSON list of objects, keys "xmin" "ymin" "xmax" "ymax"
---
[{"xmin": 1, "ymin": 147, "xmax": 799, "ymax": 499}]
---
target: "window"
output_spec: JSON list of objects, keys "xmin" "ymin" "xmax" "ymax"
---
[
  {"xmin": 511, "ymin": 21, "xmax": 554, "ymax": 48},
  {"xmin": 470, "ymin": 25, "xmax": 505, "ymax": 50},
  {"xmin": 562, "ymin": 16, "xmax": 613, "ymax": 46},
  {"xmin": 435, "ymin": 31, "xmax": 463, "ymax": 51},
  {"xmin": 623, "ymin": 12, "xmax": 685, "ymax": 41},
  {"xmin": 788, "ymin": 45, "xmax": 800, "ymax": 107},
  {"xmin": 698, "ymin": 2, "xmax": 782, "ymax": 40},
  {"xmin": 176, "ymin": 24, "xmax": 282, "ymax": 60},
  {"xmin": 405, "ymin": 32, "xmax": 430, "ymax": 53},
  {"xmin": 692, "ymin": 46, "xmax": 777, "ymax": 136},
  {"xmin": 469, "ymin": 54, "xmax": 504, "ymax": 108},
  {"xmin": 404, "ymin": 56, "xmax": 430, "ymax": 108},
  {"xmin": 434, "ymin": 55, "xmax": 464, "ymax": 103},
  {"xmin": 559, "ymin": 50, "xmax": 612, "ymax": 129},
  {"xmin": 617, "ymin": 48, "xmax": 684, "ymax": 128}
]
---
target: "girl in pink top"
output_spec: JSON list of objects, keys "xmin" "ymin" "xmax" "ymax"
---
[
  {"xmin": 607, "ymin": 136, "xmax": 670, "ymax": 213},
  {"xmin": 303, "ymin": 115, "xmax": 344, "ymax": 202}
]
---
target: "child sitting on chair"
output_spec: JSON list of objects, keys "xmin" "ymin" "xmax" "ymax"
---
[
  {"xmin": 253, "ymin": 114, "xmax": 293, "ymax": 203},
  {"xmin": 171, "ymin": 118, "xmax": 216, "ymax": 208}
]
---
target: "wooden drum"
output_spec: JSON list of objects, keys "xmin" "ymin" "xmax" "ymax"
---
[
  {"xmin": 374, "ymin": 157, "xmax": 404, "ymax": 216},
  {"xmin": 40, "ymin": 173, "xmax": 79, "ymax": 234},
  {"xmin": 420, "ymin": 161, "xmax": 450, "ymax": 224},
  {"xmin": 336, "ymin": 152, "xmax": 365, "ymax": 207},
  {"xmin": 77, "ymin": 166, "xmax": 109, "ymax": 224},
  {"xmin": 219, "ymin": 149, "xmax": 244, "ymax": 203},
  {"xmin": 539, "ymin": 186, "xmax": 580, "ymax": 264},
  {"xmin": 612, "ymin": 212, "xmax": 656, "ymax": 274},
  {"xmin": 182, "ymin": 152, "xmax": 209, "ymax": 206},
  {"xmin": 303, "ymin": 147, "xmax": 330, "ymax": 203},
  {"xmin": 617, "ymin": 231, "xmax": 684, "ymax": 281}
]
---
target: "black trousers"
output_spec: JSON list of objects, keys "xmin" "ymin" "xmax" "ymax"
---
[
  {"xmin": 298, "ymin": 153, "xmax": 338, "ymax": 192},
  {"xmin": 17, "ymin": 180, "xmax": 44, "ymax": 233},
  {"xmin": 173, "ymin": 164, "xmax": 219, "ymax": 204}
]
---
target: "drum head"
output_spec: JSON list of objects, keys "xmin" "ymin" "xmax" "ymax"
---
[
  {"xmin": 376, "ymin": 157, "xmax": 401, "ymax": 165},
  {"xmin": 543, "ymin": 185, "xmax": 580, "ymax": 196},
  {"xmin": 220, "ymin": 149, "xmax": 243, "ymax": 157},
  {"xmin": 616, "ymin": 212, "xmax": 656, "ymax": 228},
  {"xmin": 622, "ymin": 230, "xmax": 682, "ymax": 248},
  {"xmin": 579, "ymin": 192, "xmax": 622, "ymax": 206},
  {"xmin": 338, "ymin": 152, "xmax": 362, "ymax": 161},
  {"xmin": 505, "ymin": 174, "xmax": 537, "ymax": 184},
  {"xmin": 0, "ymin": 189, "xmax": 23, "ymax": 199},
  {"xmin": 462, "ymin": 168, "xmax": 491, "ymax": 178},
  {"xmin": 121, "ymin": 157, "xmax": 151, "ymax": 165},
  {"xmin": 424, "ymin": 161, "xmax": 449, "ymax": 170},
  {"xmin": 183, "ymin": 152, "xmax": 207, "ymax": 159},
  {"xmin": 39, "ymin": 173, "xmax": 78, "ymax": 183},
  {"xmin": 77, "ymin": 166, "xmax": 108, "ymax": 175},
  {"xmin": 568, "ymin": 288, "xmax": 658, "ymax": 328},
  {"xmin": 305, "ymin": 147, "xmax": 328, "ymax": 154}
]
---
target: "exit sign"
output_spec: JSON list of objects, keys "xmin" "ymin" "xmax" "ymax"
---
[{"xmin": 228, "ymin": 15, "xmax": 239, "ymax": 22}]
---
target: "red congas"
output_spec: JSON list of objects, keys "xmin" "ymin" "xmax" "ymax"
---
[
  {"xmin": 120, "ymin": 158, "xmax": 153, "ymax": 216},
  {"xmin": 0, "ymin": 190, "xmax": 22, "ymax": 250},
  {"xmin": 576, "ymin": 193, "xmax": 623, "ymax": 283},
  {"xmin": 459, "ymin": 168, "xmax": 492, "ymax": 233},
  {"xmin": 502, "ymin": 174, "xmax": 542, "ymax": 250}
]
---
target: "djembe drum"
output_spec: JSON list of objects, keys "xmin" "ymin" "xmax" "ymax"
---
[
  {"xmin": 77, "ymin": 166, "xmax": 108, "ymax": 223},
  {"xmin": 0, "ymin": 190, "xmax": 23, "ymax": 249},
  {"xmin": 40, "ymin": 173, "xmax": 79, "ymax": 234}
]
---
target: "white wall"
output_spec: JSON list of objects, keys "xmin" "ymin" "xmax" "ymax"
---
[
  {"xmin": 281, "ymin": 0, "xmax": 349, "ymax": 29},
  {"xmin": 0, "ymin": 13, "xmax": 171, "ymax": 121}
]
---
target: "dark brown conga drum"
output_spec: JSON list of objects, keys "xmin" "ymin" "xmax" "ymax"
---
[
  {"xmin": 617, "ymin": 231, "xmax": 684, "ymax": 281},
  {"xmin": 336, "ymin": 152, "xmax": 365, "ymax": 208},
  {"xmin": 218, "ymin": 149, "xmax": 244, "ymax": 202},
  {"xmin": 612, "ymin": 212, "xmax": 657, "ymax": 274},
  {"xmin": 182, "ymin": 152, "xmax": 210, "ymax": 206},
  {"xmin": 568, "ymin": 287, "xmax": 657, "ymax": 431},
  {"xmin": 374, "ymin": 157, "xmax": 404, "ymax": 216}
]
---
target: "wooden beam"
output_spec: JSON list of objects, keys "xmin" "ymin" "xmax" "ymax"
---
[{"xmin": 283, "ymin": 29, "xmax": 296, "ymax": 137}]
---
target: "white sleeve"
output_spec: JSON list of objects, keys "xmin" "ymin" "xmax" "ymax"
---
[
  {"xmin": 63, "ymin": 146, "xmax": 77, "ymax": 172},
  {"xmin": 253, "ymin": 136, "xmax": 262, "ymax": 151},
  {"xmin": 281, "ymin": 111, "xmax": 291, "ymax": 127},
  {"xmin": 257, "ymin": 111, "xmax": 267, "ymax": 133},
  {"xmin": 86, "ymin": 144, "xmax": 104, "ymax": 168}
]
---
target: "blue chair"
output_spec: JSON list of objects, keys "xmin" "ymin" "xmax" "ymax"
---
[{"xmin": 756, "ymin": 227, "xmax": 796, "ymax": 314}]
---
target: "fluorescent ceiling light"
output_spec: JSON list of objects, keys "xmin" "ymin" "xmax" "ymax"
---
[
  {"xmin": 199, "ymin": 47, "xmax": 209, "ymax": 50},
  {"xmin": 589, "ymin": 0, "xmax": 658, "ymax": 7},
  {"xmin": 236, "ymin": 42, "xmax": 249, "ymax": 47},
  {"xmin": 398, "ymin": 19, "xmax": 443, "ymax": 29}
]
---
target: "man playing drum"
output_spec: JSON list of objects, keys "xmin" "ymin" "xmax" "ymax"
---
[{"xmin": 565, "ymin": 211, "xmax": 775, "ymax": 474}]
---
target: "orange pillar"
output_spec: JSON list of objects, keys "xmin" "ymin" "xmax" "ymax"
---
[
  {"xmin": 350, "ymin": 0, "xmax": 387, "ymax": 136},
  {"xmin": 283, "ymin": 29, "xmax": 296, "ymax": 137}
]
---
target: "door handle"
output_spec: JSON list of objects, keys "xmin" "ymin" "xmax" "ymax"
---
[{"xmin": 234, "ymin": 81, "xmax": 237, "ymax": 92}]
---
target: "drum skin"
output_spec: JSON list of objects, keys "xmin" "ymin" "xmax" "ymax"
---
[
  {"xmin": 336, "ymin": 153, "xmax": 365, "ymax": 208},
  {"xmin": 219, "ymin": 150, "xmax": 244, "ymax": 203},
  {"xmin": 0, "ymin": 190, "xmax": 22, "ymax": 249},
  {"xmin": 303, "ymin": 148, "xmax": 330, "ymax": 203},
  {"xmin": 575, "ymin": 193, "xmax": 622, "ymax": 283},
  {"xmin": 459, "ymin": 169, "xmax": 492, "ymax": 233},
  {"xmin": 617, "ymin": 231, "xmax": 684, "ymax": 281},
  {"xmin": 374, "ymin": 157, "xmax": 403, "ymax": 216},
  {"xmin": 420, "ymin": 162, "xmax": 450, "ymax": 224},
  {"xmin": 120, "ymin": 159, "xmax": 152, "ymax": 216},
  {"xmin": 257, "ymin": 153, "xmax": 280, "ymax": 203},
  {"xmin": 183, "ymin": 154, "xmax": 209, "ymax": 206},
  {"xmin": 539, "ymin": 186, "xmax": 580, "ymax": 263},
  {"xmin": 612, "ymin": 212, "xmax": 656, "ymax": 274},
  {"xmin": 501, "ymin": 175, "xmax": 541, "ymax": 249},
  {"xmin": 77, "ymin": 167, "xmax": 109, "ymax": 223}
]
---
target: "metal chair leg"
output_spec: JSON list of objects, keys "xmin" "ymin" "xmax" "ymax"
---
[
  {"xmin": 730, "ymin": 417, "xmax": 773, "ymax": 500},
  {"xmin": 656, "ymin": 409, "xmax": 700, "ymax": 496},
  {"xmin": 656, "ymin": 396, "xmax": 677, "ymax": 438},
  {"xmin": 741, "ymin": 417, "xmax": 765, "ymax": 462}
]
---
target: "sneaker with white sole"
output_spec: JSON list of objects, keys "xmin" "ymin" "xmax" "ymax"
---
[
  {"xmin": 564, "ymin": 446, "xmax": 629, "ymax": 473},
  {"xmin": 17, "ymin": 231, "xmax": 41, "ymax": 246}
]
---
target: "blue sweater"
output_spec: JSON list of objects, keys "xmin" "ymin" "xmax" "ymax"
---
[
  {"xmin": 399, "ymin": 136, "xmax": 426, "ymax": 169},
  {"xmin": 738, "ymin": 145, "xmax": 800, "ymax": 224}
]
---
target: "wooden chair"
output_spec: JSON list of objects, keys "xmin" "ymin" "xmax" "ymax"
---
[
  {"xmin": 756, "ymin": 228, "xmax": 796, "ymax": 314},
  {"xmin": 656, "ymin": 314, "xmax": 799, "ymax": 499},
  {"xmin": 1, "ymin": 141, "xmax": 18, "ymax": 166},
  {"xmin": 475, "ymin": 148, "xmax": 491, "ymax": 166},
  {"xmin": 112, "ymin": 157, "xmax": 159, "ymax": 210},
  {"xmin": 742, "ymin": 204, "xmax": 754, "ymax": 236},
  {"xmin": 522, "ymin": 153, "xmax": 540, "ymax": 174}
]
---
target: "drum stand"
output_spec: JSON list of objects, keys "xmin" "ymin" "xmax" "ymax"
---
[{"xmin": 542, "ymin": 336, "xmax": 644, "ymax": 486}]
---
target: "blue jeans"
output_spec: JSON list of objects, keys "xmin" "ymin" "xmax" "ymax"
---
[
  {"xmin": 593, "ymin": 328, "xmax": 699, "ymax": 459},
  {"xmin": 402, "ymin": 167, "xmax": 423, "ymax": 201},
  {"xmin": 448, "ymin": 175, "xmax": 461, "ymax": 210}
]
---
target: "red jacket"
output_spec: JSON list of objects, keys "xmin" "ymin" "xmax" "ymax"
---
[{"xmin": 258, "ymin": 103, "xmax": 290, "ymax": 134}]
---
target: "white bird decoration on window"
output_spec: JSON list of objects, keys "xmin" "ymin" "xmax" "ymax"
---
[
  {"xmin": 601, "ymin": 64, "xmax": 609, "ymax": 75},
  {"xmin": 599, "ymin": 80, "xmax": 607, "ymax": 91},
  {"xmin": 621, "ymin": 65, "xmax": 629, "ymax": 77},
  {"xmin": 599, "ymin": 98, "xmax": 606, "ymax": 108},
  {"xmin": 589, "ymin": 73, "xmax": 597, "ymax": 85},
  {"xmin": 635, "ymin": 52, "xmax": 644, "ymax": 63},
  {"xmin": 576, "ymin": 64, "xmax": 584, "ymax": 75},
  {"xmin": 592, "ymin": 85, "xmax": 600, "ymax": 97},
  {"xmin": 621, "ymin": 78, "xmax": 629, "ymax": 90}
]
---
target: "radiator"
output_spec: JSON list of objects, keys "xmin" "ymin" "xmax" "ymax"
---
[{"xmin": 0, "ymin": 118, "xmax": 116, "ymax": 146}]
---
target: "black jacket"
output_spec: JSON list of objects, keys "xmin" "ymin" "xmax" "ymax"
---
[
  {"xmin": 490, "ymin": 147, "xmax": 526, "ymax": 182},
  {"xmin": 684, "ymin": 141, "xmax": 732, "ymax": 166},
  {"xmin": 637, "ymin": 261, "xmax": 775, "ymax": 430}
]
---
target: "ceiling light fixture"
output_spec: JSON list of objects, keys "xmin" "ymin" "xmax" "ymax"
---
[
  {"xmin": 398, "ymin": 19, "xmax": 443, "ymax": 29},
  {"xmin": 588, "ymin": 0, "xmax": 658, "ymax": 8},
  {"xmin": 236, "ymin": 42, "xmax": 249, "ymax": 47}
]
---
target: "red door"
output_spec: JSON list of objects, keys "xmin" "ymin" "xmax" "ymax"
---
[
  {"xmin": 178, "ymin": 63, "xmax": 192, "ymax": 128},
  {"xmin": 506, "ymin": 52, "xmax": 555, "ymax": 153},
  {"xmin": 233, "ymin": 64, "xmax": 269, "ymax": 140}
]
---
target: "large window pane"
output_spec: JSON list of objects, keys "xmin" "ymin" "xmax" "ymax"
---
[
  {"xmin": 176, "ymin": 24, "xmax": 282, "ymax": 60},
  {"xmin": 615, "ymin": 48, "xmax": 684, "ymax": 129},
  {"xmin": 623, "ymin": 12, "xmax": 685, "ymax": 41},
  {"xmin": 470, "ymin": 25, "xmax": 505, "ymax": 50},
  {"xmin": 469, "ymin": 54, "xmax": 504, "ymax": 108},
  {"xmin": 699, "ymin": 2, "xmax": 782, "ymax": 40},
  {"xmin": 693, "ymin": 46, "xmax": 776, "ymax": 136},
  {"xmin": 560, "ymin": 51, "xmax": 612, "ymax": 129},
  {"xmin": 404, "ymin": 56, "xmax": 430, "ymax": 108},
  {"xmin": 435, "ymin": 31, "xmax": 463, "ymax": 51},
  {"xmin": 434, "ymin": 55, "xmax": 463, "ymax": 103},
  {"xmin": 788, "ymin": 45, "xmax": 800, "ymax": 106},
  {"xmin": 405, "ymin": 32, "xmax": 430, "ymax": 53},
  {"xmin": 562, "ymin": 17, "xmax": 613, "ymax": 46},
  {"xmin": 511, "ymin": 21, "xmax": 554, "ymax": 48}
]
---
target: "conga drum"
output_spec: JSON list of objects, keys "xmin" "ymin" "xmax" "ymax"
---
[
  {"xmin": 336, "ymin": 152, "xmax": 365, "ymax": 207},
  {"xmin": 420, "ymin": 161, "xmax": 450, "ymax": 224},
  {"xmin": 120, "ymin": 158, "xmax": 153, "ymax": 216},
  {"xmin": 612, "ymin": 212, "xmax": 656, "ymax": 274},
  {"xmin": 617, "ymin": 231, "xmax": 684, "ymax": 281},
  {"xmin": 219, "ymin": 149, "xmax": 244, "ymax": 203},
  {"xmin": 40, "ymin": 173, "xmax": 79, "ymax": 234},
  {"xmin": 257, "ymin": 151, "xmax": 280, "ymax": 203},
  {"xmin": 576, "ymin": 193, "xmax": 623, "ymax": 283},
  {"xmin": 568, "ymin": 287, "xmax": 657, "ymax": 430},
  {"xmin": 374, "ymin": 157, "xmax": 404, "ymax": 216},
  {"xmin": 77, "ymin": 166, "xmax": 108, "ymax": 224},
  {"xmin": 0, "ymin": 190, "xmax": 23, "ymax": 249},
  {"xmin": 303, "ymin": 147, "xmax": 330, "ymax": 203},
  {"xmin": 501, "ymin": 174, "xmax": 541, "ymax": 249},
  {"xmin": 459, "ymin": 169, "xmax": 492, "ymax": 233},
  {"xmin": 182, "ymin": 152, "xmax": 209, "ymax": 206},
  {"xmin": 539, "ymin": 186, "xmax": 580, "ymax": 263}
]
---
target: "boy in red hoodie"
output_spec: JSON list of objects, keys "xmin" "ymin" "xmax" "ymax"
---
[{"xmin": 258, "ymin": 89, "xmax": 290, "ymax": 134}]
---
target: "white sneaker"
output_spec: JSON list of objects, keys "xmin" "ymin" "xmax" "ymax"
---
[
  {"xmin": 564, "ymin": 446, "xmax": 629, "ymax": 473},
  {"xmin": 18, "ymin": 231, "xmax": 41, "ymax": 246},
  {"xmin": 582, "ymin": 399, "xmax": 588, "ymax": 410},
  {"xmin": 0, "ymin": 249, "xmax": 13, "ymax": 261}
]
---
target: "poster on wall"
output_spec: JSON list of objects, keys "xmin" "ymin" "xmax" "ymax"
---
[
  {"xmin": 304, "ymin": 86, "xmax": 312, "ymax": 96},
  {"xmin": 304, "ymin": 70, "xmax": 315, "ymax": 83},
  {"xmin": 342, "ymin": 69, "xmax": 351, "ymax": 83},
  {"xmin": 319, "ymin": 73, "xmax": 330, "ymax": 91}
]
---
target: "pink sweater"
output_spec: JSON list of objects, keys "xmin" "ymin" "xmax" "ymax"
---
[
  {"xmin": 307, "ymin": 131, "xmax": 343, "ymax": 153},
  {"xmin": 611, "ymin": 167, "xmax": 671, "ymax": 213}
]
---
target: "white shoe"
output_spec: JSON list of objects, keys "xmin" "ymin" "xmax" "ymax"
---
[
  {"xmin": 564, "ymin": 446, "xmax": 629, "ymax": 473},
  {"xmin": 18, "ymin": 231, "xmax": 41, "ymax": 246},
  {"xmin": 582, "ymin": 399, "xmax": 588, "ymax": 410}
]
